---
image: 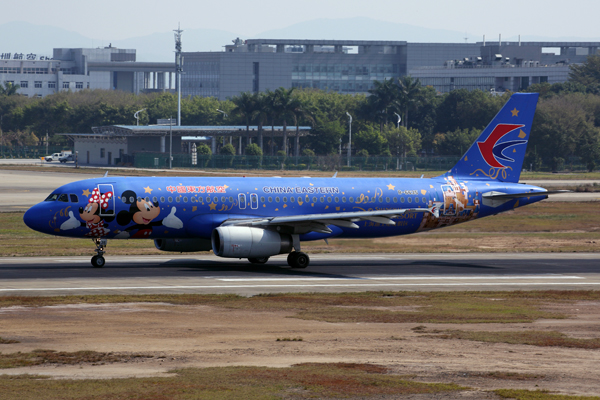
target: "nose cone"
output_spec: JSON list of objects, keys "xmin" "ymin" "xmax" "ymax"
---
[{"xmin": 23, "ymin": 204, "xmax": 44, "ymax": 232}]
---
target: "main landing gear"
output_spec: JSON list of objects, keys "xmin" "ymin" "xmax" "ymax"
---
[
  {"xmin": 287, "ymin": 251, "xmax": 310, "ymax": 269},
  {"xmin": 91, "ymin": 238, "xmax": 107, "ymax": 268}
]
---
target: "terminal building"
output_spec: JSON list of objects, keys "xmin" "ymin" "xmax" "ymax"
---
[
  {"xmin": 181, "ymin": 39, "xmax": 600, "ymax": 98},
  {"xmin": 0, "ymin": 46, "xmax": 175, "ymax": 97}
]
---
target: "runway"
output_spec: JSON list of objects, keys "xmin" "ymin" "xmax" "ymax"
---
[{"xmin": 1, "ymin": 253, "xmax": 598, "ymax": 296}]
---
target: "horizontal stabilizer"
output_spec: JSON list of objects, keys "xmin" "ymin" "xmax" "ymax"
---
[{"xmin": 482, "ymin": 190, "xmax": 570, "ymax": 199}]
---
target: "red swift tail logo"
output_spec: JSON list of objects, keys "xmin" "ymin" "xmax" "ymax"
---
[{"xmin": 477, "ymin": 124, "xmax": 527, "ymax": 168}]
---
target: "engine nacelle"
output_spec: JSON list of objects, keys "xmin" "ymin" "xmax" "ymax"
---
[
  {"xmin": 212, "ymin": 226, "xmax": 293, "ymax": 258},
  {"xmin": 154, "ymin": 238, "xmax": 212, "ymax": 252}
]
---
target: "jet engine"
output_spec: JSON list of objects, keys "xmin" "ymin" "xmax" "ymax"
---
[
  {"xmin": 154, "ymin": 238, "xmax": 212, "ymax": 252},
  {"xmin": 212, "ymin": 226, "xmax": 293, "ymax": 258}
]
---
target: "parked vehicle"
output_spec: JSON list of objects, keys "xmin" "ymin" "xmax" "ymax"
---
[
  {"xmin": 59, "ymin": 154, "xmax": 74, "ymax": 163},
  {"xmin": 45, "ymin": 153, "xmax": 62, "ymax": 162}
]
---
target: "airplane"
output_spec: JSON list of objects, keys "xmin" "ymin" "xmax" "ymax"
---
[{"xmin": 23, "ymin": 92, "xmax": 565, "ymax": 268}]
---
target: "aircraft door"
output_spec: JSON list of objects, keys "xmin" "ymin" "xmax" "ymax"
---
[
  {"xmin": 250, "ymin": 193, "xmax": 258, "ymax": 209},
  {"xmin": 440, "ymin": 184, "xmax": 457, "ymax": 216},
  {"xmin": 96, "ymin": 184, "xmax": 115, "ymax": 217},
  {"xmin": 238, "ymin": 193, "xmax": 246, "ymax": 210}
]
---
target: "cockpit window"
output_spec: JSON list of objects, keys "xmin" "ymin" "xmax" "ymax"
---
[
  {"xmin": 44, "ymin": 193, "xmax": 59, "ymax": 201},
  {"xmin": 70, "ymin": 194, "xmax": 79, "ymax": 203},
  {"xmin": 58, "ymin": 194, "xmax": 69, "ymax": 202}
]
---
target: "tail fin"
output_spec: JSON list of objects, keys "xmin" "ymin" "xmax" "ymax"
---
[{"xmin": 449, "ymin": 93, "xmax": 539, "ymax": 182}]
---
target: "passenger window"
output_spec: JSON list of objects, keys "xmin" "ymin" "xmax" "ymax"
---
[
  {"xmin": 161, "ymin": 197, "xmax": 166, "ymax": 202},
  {"xmin": 275, "ymin": 196, "xmax": 280, "ymax": 203},
  {"xmin": 70, "ymin": 194, "xmax": 78, "ymax": 203},
  {"xmin": 58, "ymin": 194, "xmax": 68, "ymax": 202},
  {"xmin": 183, "ymin": 197, "xmax": 188, "ymax": 203}
]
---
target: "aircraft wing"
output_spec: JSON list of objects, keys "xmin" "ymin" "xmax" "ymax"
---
[{"xmin": 222, "ymin": 206, "xmax": 439, "ymax": 235}]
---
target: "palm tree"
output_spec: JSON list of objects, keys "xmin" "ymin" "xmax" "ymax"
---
[
  {"xmin": 253, "ymin": 92, "xmax": 271, "ymax": 153},
  {"xmin": 230, "ymin": 92, "xmax": 256, "ymax": 155},
  {"xmin": 367, "ymin": 79, "xmax": 398, "ymax": 131},
  {"xmin": 396, "ymin": 76, "xmax": 422, "ymax": 128},
  {"xmin": 273, "ymin": 87, "xmax": 296, "ymax": 156},
  {"xmin": 290, "ymin": 96, "xmax": 314, "ymax": 158},
  {"xmin": 0, "ymin": 81, "xmax": 20, "ymax": 96}
]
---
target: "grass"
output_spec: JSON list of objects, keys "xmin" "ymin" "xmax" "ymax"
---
[
  {"xmin": 0, "ymin": 350, "xmax": 151, "ymax": 369},
  {"xmin": 423, "ymin": 330, "xmax": 600, "ymax": 349},
  {"xmin": 1, "ymin": 290, "xmax": 598, "ymax": 324},
  {"xmin": 276, "ymin": 337, "xmax": 303, "ymax": 342},
  {"xmin": 0, "ymin": 337, "xmax": 20, "ymax": 344},
  {"xmin": 2, "ymin": 201, "xmax": 600, "ymax": 257},
  {"xmin": 495, "ymin": 389, "xmax": 600, "ymax": 400},
  {"xmin": 0, "ymin": 363, "xmax": 467, "ymax": 400},
  {"xmin": 472, "ymin": 371, "xmax": 545, "ymax": 381}
]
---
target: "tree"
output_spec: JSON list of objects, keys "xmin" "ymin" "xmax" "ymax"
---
[
  {"xmin": 196, "ymin": 144, "xmax": 212, "ymax": 155},
  {"xmin": 220, "ymin": 143, "xmax": 236, "ymax": 155},
  {"xmin": 354, "ymin": 124, "xmax": 387, "ymax": 156},
  {"xmin": 0, "ymin": 81, "xmax": 20, "ymax": 96},
  {"xmin": 253, "ymin": 92, "xmax": 271, "ymax": 152},
  {"xmin": 396, "ymin": 76, "xmax": 422, "ymax": 128},
  {"xmin": 569, "ymin": 54, "xmax": 600, "ymax": 86},
  {"xmin": 432, "ymin": 127, "xmax": 479, "ymax": 156},
  {"xmin": 365, "ymin": 79, "xmax": 398, "ymax": 131},
  {"xmin": 230, "ymin": 92, "xmax": 256, "ymax": 155},
  {"xmin": 383, "ymin": 125, "xmax": 422, "ymax": 158},
  {"xmin": 245, "ymin": 143, "xmax": 263, "ymax": 156},
  {"xmin": 272, "ymin": 87, "xmax": 296, "ymax": 156}
]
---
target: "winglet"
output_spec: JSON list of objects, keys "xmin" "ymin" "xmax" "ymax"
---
[
  {"xmin": 103, "ymin": 171, "xmax": 109, "ymax": 177},
  {"xmin": 332, "ymin": 171, "xmax": 338, "ymax": 178}
]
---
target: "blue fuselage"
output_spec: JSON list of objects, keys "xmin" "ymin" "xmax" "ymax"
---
[{"xmin": 24, "ymin": 175, "xmax": 547, "ymax": 243}]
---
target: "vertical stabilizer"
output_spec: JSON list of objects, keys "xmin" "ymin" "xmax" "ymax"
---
[{"xmin": 449, "ymin": 93, "xmax": 539, "ymax": 182}]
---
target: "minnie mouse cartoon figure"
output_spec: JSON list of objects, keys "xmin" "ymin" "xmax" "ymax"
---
[
  {"xmin": 60, "ymin": 188, "xmax": 115, "ymax": 237},
  {"xmin": 114, "ymin": 190, "xmax": 183, "ymax": 238}
]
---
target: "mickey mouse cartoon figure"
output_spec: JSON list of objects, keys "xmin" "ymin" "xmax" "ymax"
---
[
  {"xmin": 114, "ymin": 190, "xmax": 183, "ymax": 238},
  {"xmin": 60, "ymin": 188, "xmax": 114, "ymax": 237}
]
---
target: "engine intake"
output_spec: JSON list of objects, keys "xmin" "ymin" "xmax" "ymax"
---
[
  {"xmin": 154, "ymin": 238, "xmax": 212, "ymax": 252},
  {"xmin": 212, "ymin": 226, "xmax": 293, "ymax": 258}
]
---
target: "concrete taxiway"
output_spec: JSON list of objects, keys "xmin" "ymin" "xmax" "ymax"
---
[{"xmin": 0, "ymin": 253, "xmax": 598, "ymax": 296}]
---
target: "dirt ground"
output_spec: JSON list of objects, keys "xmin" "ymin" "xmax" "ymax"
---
[{"xmin": 1, "ymin": 301, "xmax": 599, "ymax": 398}]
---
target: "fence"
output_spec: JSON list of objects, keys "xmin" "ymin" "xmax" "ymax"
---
[
  {"xmin": 134, "ymin": 152, "xmax": 463, "ymax": 172},
  {"xmin": 0, "ymin": 145, "xmax": 72, "ymax": 159}
]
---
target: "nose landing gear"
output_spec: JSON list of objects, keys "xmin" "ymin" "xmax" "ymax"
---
[{"xmin": 91, "ymin": 238, "xmax": 107, "ymax": 268}]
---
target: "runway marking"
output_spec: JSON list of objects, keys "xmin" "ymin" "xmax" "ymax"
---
[
  {"xmin": 1, "ymin": 282, "xmax": 599, "ymax": 292},
  {"xmin": 219, "ymin": 275, "xmax": 583, "ymax": 281}
]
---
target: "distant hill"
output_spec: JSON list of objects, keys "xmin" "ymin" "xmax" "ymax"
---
[{"xmin": 1, "ymin": 19, "xmax": 598, "ymax": 63}]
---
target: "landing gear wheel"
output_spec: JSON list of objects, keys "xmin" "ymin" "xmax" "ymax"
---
[
  {"xmin": 248, "ymin": 257, "xmax": 269, "ymax": 264},
  {"xmin": 91, "ymin": 255, "xmax": 105, "ymax": 268},
  {"xmin": 288, "ymin": 252, "xmax": 310, "ymax": 269}
]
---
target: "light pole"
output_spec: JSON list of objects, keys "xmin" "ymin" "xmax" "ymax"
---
[
  {"xmin": 134, "ymin": 108, "xmax": 146, "ymax": 126},
  {"xmin": 345, "ymin": 112, "xmax": 352, "ymax": 167},
  {"xmin": 169, "ymin": 117, "xmax": 173, "ymax": 169},
  {"xmin": 216, "ymin": 109, "xmax": 229, "ymax": 145},
  {"xmin": 394, "ymin": 112, "xmax": 401, "ymax": 129},
  {"xmin": 174, "ymin": 24, "xmax": 183, "ymax": 127},
  {"xmin": 394, "ymin": 113, "xmax": 402, "ymax": 170}
]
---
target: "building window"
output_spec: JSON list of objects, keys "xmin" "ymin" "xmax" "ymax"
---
[
  {"xmin": 20, "ymin": 81, "xmax": 28, "ymax": 88},
  {"xmin": 48, "ymin": 81, "xmax": 56, "ymax": 88},
  {"xmin": 87, "ymin": 82, "xmax": 90, "ymax": 89},
  {"xmin": 76, "ymin": 82, "xmax": 83, "ymax": 89},
  {"xmin": 34, "ymin": 81, "xmax": 42, "ymax": 88},
  {"xmin": 63, "ymin": 82, "xmax": 70, "ymax": 89},
  {"xmin": 100, "ymin": 148, "xmax": 105, "ymax": 158}
]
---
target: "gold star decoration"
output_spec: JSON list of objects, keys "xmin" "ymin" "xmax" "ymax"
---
[
  {"xmin": 511, "ymin": 108, "xmax": 519, "ymax": 117},
  {"xmin": 209, "ymin": 203, "xmax": 217, "ymax": 211},
  {"xmin": 387, "ymin": 184, "xmax": 395, "ymax": 190},
  {"xmin": 82, "ymin": 189, "xmax": 91, "ymax": 197},
  {"xmin": 144, "ymin": 186, "xmax": 153, "ymax": 194}
]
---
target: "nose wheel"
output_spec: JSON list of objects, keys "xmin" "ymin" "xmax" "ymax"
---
[{"xmin": 91, "ymin": 238, "xmax": 107, "ymax": 268}]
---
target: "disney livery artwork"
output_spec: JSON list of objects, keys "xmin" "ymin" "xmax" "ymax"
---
[{"xmin": 24, "ymin": 93, "xmax": 568, "ymax": 269}]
